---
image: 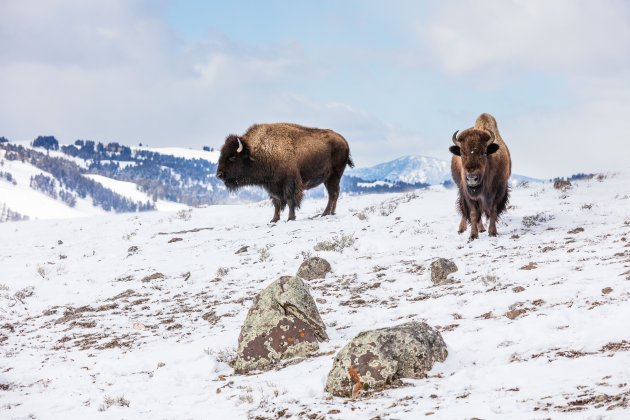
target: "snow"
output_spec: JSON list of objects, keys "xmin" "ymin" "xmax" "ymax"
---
[
  {"xmin": 135, "ymin": 146, "xmax": 220, "ymax": 163},
  {"xmin": 84, "ymin": 174, "xmax": 188, "ymax": 212},
  {"xmin": 0, "ymin": 152, "xmax": 104, "ymax": 219},
  {"xmin": 348, "ymin": 155, "xmax": 451, "ymax": 185},
  {"xmin": 1, "ymin": 171, "xmax": 630, "ymax": 418}
]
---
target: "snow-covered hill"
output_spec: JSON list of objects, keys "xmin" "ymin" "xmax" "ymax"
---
[
  {"xmin": 1, "ymin": 172, "xmax": 629, "ymax": 418},
  {"xmin": 347, "ymin": 155, "xmax": 451, "ymax": 185}
]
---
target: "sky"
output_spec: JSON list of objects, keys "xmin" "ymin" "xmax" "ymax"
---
[{"xmin": 1, "ymin": 0, "xmax": 629, "ymax": 178}]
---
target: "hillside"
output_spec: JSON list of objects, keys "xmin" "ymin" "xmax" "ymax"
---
[
  {"xmin": 347, "ymin": 155, "xmax": 451, "ymax": 185},
  {"xmin": 1, "ymin": 171, "xmax": 629, "ymax": 418}
]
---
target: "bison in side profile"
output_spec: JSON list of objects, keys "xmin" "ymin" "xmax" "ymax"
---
[
  {"xmin": 449, "ymin": 113, "xmax": 512, "ymax": 240},
  {"xmin": 216, "ymin": 123, "xmax": 354, "ymax": 222}
]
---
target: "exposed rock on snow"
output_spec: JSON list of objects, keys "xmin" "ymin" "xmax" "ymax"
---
[
  {"xmin": 296, "ymin": 257, "xmax": 332, "ymax": 281},
  {"xmin": 430, "ymin": 258, "xmax": 458, "ymax": 285},
  {"xmin": 233, "ymin": 276, "xmax": 328, "ymax": 374},
  {"xmin": 325, "ymin": 321, "xmax": 448, "ymax": 397}
]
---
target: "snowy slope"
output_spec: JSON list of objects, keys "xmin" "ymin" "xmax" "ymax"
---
[
  {"xmin": 347, "ymin": 155, "xmax": 451, "ymax": 184},
  {"xmin": 1, "ymin": 171, "xmax": 629, "ymax": 418},
  {"xmin": 84, "ymin": 174, "xmax": 187, "ymax": 212},
  {"xmin": 0, "ymin": 152, "xmax": 104, "ymax": 219}
]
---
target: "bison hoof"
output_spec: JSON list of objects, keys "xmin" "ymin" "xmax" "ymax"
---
[
  {"xmin": 468, "ymin": 234, "xmax": 478, "ymax": 241},
  {"xmin": 287, "ymin": 216, "xmax": 296, "ymax": 221},
  {"xmin": 488, "ymin": 229, "xmax": 497, "ymax": 237},
  {"xmin": 270, "ymin": 217, "xmax": 279, "ymax": 223}
]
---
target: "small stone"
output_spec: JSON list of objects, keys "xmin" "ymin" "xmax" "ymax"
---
[
  {"xmin": 430, "ymin": 258, "xmax": 458, "ymax": 285},
  {"xmin": 505, "ymin": 309, "xmax": 528, "ymax": 320},
  {"xmin": 235, "ymin": 246, "xmax": 249, "ymax": 254},
  {"xmin": 512, "ymin": 286, "xmax": 525, "ymax": 293},
  {"xmin": 520, "ymin": 262, "xmax": 537, "ymax": 270},
  {"xmin": 168, "ymin": 237, "xmax": 183, "ymax": 243},
  {"xmin": 602, "ymin": 287, "xmax": 613, "ymax": 295},
  {"xmin": 567, "ymin": 227, "xmax": 585, "ymax": 234},
  {"xmin": 141, "ymin": 272, "xmax": 165, "ymax": 282},
  {"xmin": 296, "ymin": 257, "xmax": 332, "ymax": 281}
]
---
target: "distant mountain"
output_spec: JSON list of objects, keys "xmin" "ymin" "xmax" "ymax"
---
[{"xmin": 347, "ymin": 155, "xmax": 451, "ymax": 185}]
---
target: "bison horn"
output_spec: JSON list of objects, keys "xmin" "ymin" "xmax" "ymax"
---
[
  {"xmin": 236, "ymin": 137, "xmax": 243, "ymax": 153},
  {"xmin": 452, "ymin": 130, "xmax": 460, "ymax": 145},
  {"xmin": 486, "ymin": 130, "xmax": 495, "ymax": 144}
]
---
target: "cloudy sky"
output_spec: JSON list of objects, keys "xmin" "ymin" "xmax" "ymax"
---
[{"xmin": 1, "ymin": 0, "xmax": 629, "ymax": 178}]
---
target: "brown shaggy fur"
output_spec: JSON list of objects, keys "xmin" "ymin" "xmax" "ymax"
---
[
  {"xmin": 216, "ymin": 123, "xmax": 354, "ymax": 222},
  {"xmin": 449, "ymin": 113, "xmax": 512, "ymax": 239}
]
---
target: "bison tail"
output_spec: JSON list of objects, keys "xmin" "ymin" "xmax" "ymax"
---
[{"xmin": 347, "ymin": 156, "xmax": 355, "ymax": 168}]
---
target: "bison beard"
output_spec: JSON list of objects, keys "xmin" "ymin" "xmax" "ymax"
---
[
  {"xmin": 216, "ymin": 123, "xmax": 354, "ymax": 222},
  {"xmin": 449, "ymin": 113, "xmax": 512, "ymax": 240}
]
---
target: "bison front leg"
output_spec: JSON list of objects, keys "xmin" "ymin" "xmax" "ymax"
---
[
  {"xmin": 270, "ymin": 197, "xmax": 282, "ymax": 223},
  {"xmin": 284, "ymin": 176, "xmax": 304, "ymax": 221},
  {"xmin": 469, "ymin": 204, "xmax": 482, "ymax": 240},
  {"xmin": 458, "ymin": 216, "xmax": 467, "ymax": 234},
  {"xmin": 488, "ymin": 208, "xmax": 498, "ymax": 236}
]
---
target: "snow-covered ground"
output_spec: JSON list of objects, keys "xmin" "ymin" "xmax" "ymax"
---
[{"xmin": 1, "ymin": 171, "xmax": 629, "ymax": 419}]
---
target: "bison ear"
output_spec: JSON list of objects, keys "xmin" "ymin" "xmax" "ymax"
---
[
  {"xmin": 486, "ymin": 143, "xmax": 500, "ymax": 156},
  {"xmin": 449, "ymin": 145, "xmax": 461, "ymax": 156}
]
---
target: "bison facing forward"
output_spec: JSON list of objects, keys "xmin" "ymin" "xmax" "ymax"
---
[
  {"xmin": 216, "ymin": 123, "xmax": 354, "ymax": 222},
  {"xmin": 449, "ymin": 113, "xmax": 512, "ymax": 240}
]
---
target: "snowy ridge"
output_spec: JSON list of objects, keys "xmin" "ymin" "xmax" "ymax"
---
[
  {"xmin": 1, "ymin": 172, "xmax": 629, "ymax": 418},
  {"xmin": 347, "ymin": 155, "xmax": 451, "ymax": 185}
]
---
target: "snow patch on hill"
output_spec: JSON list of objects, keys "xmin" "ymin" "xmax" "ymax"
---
[
  {"xmin": 135, "ymin": 147, "xmax": 220, "ymax": 163},
  {"xmin": 348, "ymin": 155, "xmax": 450, "ymax": 184},
  {"xmin": 84, "ymin": 174, "xmax": 187, "ymax": 212}
]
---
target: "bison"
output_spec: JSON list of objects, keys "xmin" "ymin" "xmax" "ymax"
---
[
  {"xmin": 449, "ymin": 113, "xmax": 512, "ymax": 240},
  {"xmin": 216, "ymin": 123, "xmax": 354, "ymax": 222}
]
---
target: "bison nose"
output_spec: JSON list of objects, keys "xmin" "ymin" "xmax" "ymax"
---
[
  {"xmin": 216, "ymin": 171, "xmax": 224, "ymax": 180},
  {"xmin": 466, "ymin": 174, "xmax": 480, "ymax": 186}
]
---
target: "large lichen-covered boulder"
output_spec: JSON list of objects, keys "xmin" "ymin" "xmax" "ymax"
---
[
  {"xmin": 233, "ymin": 276, "xmax": 328, "ymax": 374},
  {"xmin": 325, "ymin": 321, "xmax": 448, "ymax": 397},
  {"xmin": 296, "ymin": 256, "xmax": 332, "ymax": 281}
]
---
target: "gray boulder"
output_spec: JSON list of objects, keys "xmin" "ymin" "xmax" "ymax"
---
[
  {"xmin": 233, "ymin": 276, "xmax": 328, "ymax": 374},
  {"xmin": 430, "ymin": 258, "xmax": 458, "ymax": 285},
  {"xmin": 325, "ymin": 321, "xmax": 447, "ymax": 397},
  {"xmin": 297, "ymin": 257, "xmax": 332, "ymax": 280}
]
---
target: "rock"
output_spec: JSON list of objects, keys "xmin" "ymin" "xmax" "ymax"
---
[
  {"xmin": 141, "ymin": 272, "xmax": 165, "ymax": 282},
  {"xmin": 296, "ymin": 257, "xmax": 332, "ymax": 280},
  {"xmin": 235, "ymin": 245, "xmax": 249, "ymax": 254},
  {"xmin": 233, "ymin": 276, "xmax": 328, "ymax": 374},
  {"xmin": 430, "ymin": 258, "xmax": 458, "ymax": 285},
  {"xmin": 325, "ymin": 321, "xmax": 448, "ymax": 398}
]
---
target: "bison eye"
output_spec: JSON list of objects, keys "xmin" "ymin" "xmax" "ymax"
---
[{"xmin": 228, "ymin": 156, "xmax": 236, "ymax": 162}]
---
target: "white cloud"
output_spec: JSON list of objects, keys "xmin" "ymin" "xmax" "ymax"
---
[{"xmin": 422, "ymin": 0, "xmax": 630, "ymax": 77}]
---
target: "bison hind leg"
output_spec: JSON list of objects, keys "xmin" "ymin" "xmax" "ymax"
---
[{"xmin": 322, "ymin": 177, "xmax": 341, "ymax": 216}]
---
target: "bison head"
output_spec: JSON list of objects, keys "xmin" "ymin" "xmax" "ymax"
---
[
  {"xmin": 216, "ymin": 135, "xmax": 254, "ymax": 190},
  {"xmin": 449, "ymin": 128, "xmax": 500, "ymax": 196}
]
